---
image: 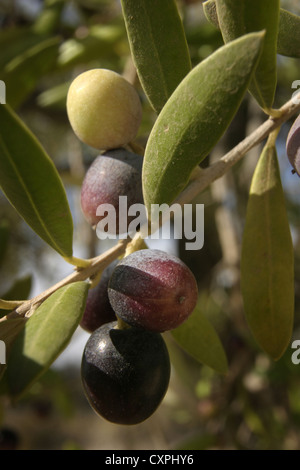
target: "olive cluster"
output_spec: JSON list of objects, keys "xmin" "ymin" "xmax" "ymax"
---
[
  {"xmin": 79, "ymin": 249, "xmax": 198, "ymax": 426},
  {"xmin": 66, "ymin": 69, "xmax": 198, "ymax": 425},
  {"xmin": 67, "ymin": 68, "xmax": 144, "ymax": 234}
]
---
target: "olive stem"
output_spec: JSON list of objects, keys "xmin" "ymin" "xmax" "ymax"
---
[
  {"xmin": 0, "ymin": 238, "xmax": 131, "ymax": 322},
  {"xmin": 0, "ymin": 299, "xmax": 25, "ymax": 310},
  {"xmin": 116, "ymin": 316, "xmax": 130, "ymax": 330},
  {"xmin": 267, "ymin": 126, "xmax": 281, "ymax": 147},
  {"xmin": 63, "ymin": 255, "xmax": 92, "ymax": 269},
  {"xmin": 175, "ymin": 92, "xmax": 300, "ymax": 206}
]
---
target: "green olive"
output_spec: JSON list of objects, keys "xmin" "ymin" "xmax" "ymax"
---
[{"xmin": 66, "ymin": 69, "xmax": 142, "ymax": 150}]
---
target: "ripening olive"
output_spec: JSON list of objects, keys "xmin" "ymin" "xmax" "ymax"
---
[
  {"xmin": 108, "ymin": 249, "xmax": 198, "ymax": 332},
  {"xmin": 80, "ymin": 148, "xmax": 143, "ymax": 233}
]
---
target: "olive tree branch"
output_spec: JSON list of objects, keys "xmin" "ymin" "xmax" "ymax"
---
[
  {"xmin": 1, "ymin": 93, "xmax": 299, "ymax": 323},
  {"xmin": 175, "ymin": 92, "xmax": 300, "ymax": 206},
  {"xmin": 0, "ymin": 237, "xmax": 131, "ymax": 322}
]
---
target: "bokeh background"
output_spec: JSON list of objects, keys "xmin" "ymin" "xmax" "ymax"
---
[{"xmin": 1, "ymin": 0, "xmax": 300, "ymax": 450}]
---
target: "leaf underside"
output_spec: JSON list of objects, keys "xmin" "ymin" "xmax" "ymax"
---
[{"xmin": 241, "ymin": 142, "xmax": 294, "ymax": 360}]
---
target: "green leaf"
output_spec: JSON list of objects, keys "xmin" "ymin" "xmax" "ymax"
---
[
  {"xmin": 241, "ymin": 138, "xmax": 294, "ymax": 360},
  {"xmin": 142, "ymin": 32, "xmax": 264, "ymax": 212},
  {"xmin": 0, "ymin": 275, "xmax": 32, "ymax": 318},
  {"xmin": 0, "ymin": 104, "xmax": 73, "ymax": 257},
  {"xmin": 3, "ymin": 36, "xmax": 60, "ymax": 108},
  {"xmin": 203, "ymin": 0, "xmax": 219, "ymax": 29},
  {"xmin": 57, "ymin": 24, "xmax": 125, "ymax": 71},
  {"xmin": 0, "ymin": 27, "xmax": 47, "ymax": 71},
  {"xmin": 277, "ymin": 9, "xmax": 300, "ymax": 58},
  {"xmin": 171, "ymin": 304, "xmax": 228, "ymax": 374},
  {"xmin": 204, "ymin": 2, "xmax": 300, "ymax": 59},
  {"xmin": 7, "ymin": 281, "xmax": 89, "ymax": 399},
  {"xmin": 32, "ymin": 0, "xmax": 64, "ymax": 35},
  {"xmin": 37, "ymin": 81, "xmax": 71, "ymax": 110},
  {"xmin": 121, "ymin": 0, "xmax": 192, "ymax": 113},
  {"xmin": 215, "ymin": 0, "xmax": 279, "ymax": 111}
]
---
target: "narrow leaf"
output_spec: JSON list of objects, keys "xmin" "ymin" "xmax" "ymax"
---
[
  {"xmin": 57, "ymin": 25, "xmax": 124, "ymax": 71},
  {"xmin": 0, "ymin": 27, "xmax": 46, "ymax": 70},
  {"xmin": 142, "ymin": 32, "xmax": 264, "ymax": 211},
  {"xmin": 204, "ymin": 2, "xmax": 300, "ymax": 59},
  {"xmin": 241, "ymin": 139, "xmax": 294, "ymax": 360},
  {"xmin": 37, "ymin": 81, "xmax": 71, "ymax": 110},
  {"xmin": 32, "ymin": 0, "xmax": 64, "ymax": 35},
  {"xmin": 121, "ymin": 0, "xmax": 192, "ymax": 113},
  {"xmin": 277, "ymin": 9, "xmax": 300, "ymax": 58},
  {"xmin": 172, "ymin": 305, "xmax": 228, "ymax": 374},
  {"xmin": 0, "ymin": 105, "xmax": 73, "ymax": 257},
  {"xmin": 3, "ymin": 36, "xmax": 60, "ymax": 108},
  {"xmin": 203, "ymin": 0, "xmax": 219, "ymax": 29},
  {"xmin": 215, "ymin": 0, "xmax": 280, "ymax": 111},
  {"xmin": 7, "ymin": 281, "xmax": 89, "ymax": 399},
  {"xmin": 0, "ymin": 275, "xmax": 32, "ymax": 318}
]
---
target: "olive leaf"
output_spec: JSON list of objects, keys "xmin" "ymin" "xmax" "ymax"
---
[
  {"xmin": 3, "ymin": 36, "xmax": 60, "ymax": 109},
  {"xmin": 215, "ymin": 0, "xmax": 280, "ymax": 111},
  {"xmin": 171, "ymin": 304, "xmax": 228, "ymax": 374},
  {"xmin": 203, "ymin": 1, "xmax": 300, "ymax": 59},
  {"xmin": 142, "ymin": 32, "xmax": 264, "ymax": 212},
  {"xmin": 0, "ymin": 104, "xmax": 74, "ymax": 258},
  {"xmin": 203, "ymin": 0, "xmax": 219, "ymax": 29},
  {"xmin": 0, "ymin": 27, "xmax": 46, "ymax": 70},
  {"xmin": 7, "ymin": 281, "xmax": 89, "ymax": 399},
  {"xmin": 241, "ymin": 138, "xmax": 294, "ymax": 360},
  {"xmin": 121, "ymin": 0, "xmax": 191, "ymax": 113},
  {"xmin": 32, "ymin": 0, "xmax": 64, "ymax": 35},
  {"xmin": 277, "ymin": 9, "xmax": 300, "ymax": 58},
  {"xmin": 57, "ymin": 25, "xmax": 124, "ymax": 71},
  {"xmin": 0, "ymin": 275, "xmax": 32, "ymax": 318}
]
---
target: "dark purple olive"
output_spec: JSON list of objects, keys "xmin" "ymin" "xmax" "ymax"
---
[
  {"xmin": 81, "ymin": 321, "xmax": 170, "ymax": 425},
  {"xmin": 80, "ymin": 261, "xmax": 118, "ymax": 333}
]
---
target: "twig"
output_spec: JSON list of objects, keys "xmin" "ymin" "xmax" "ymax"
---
[
  {"xmin": 0, "ymin": 238, "xmax": 131, "ymax": 322},
  {"xmin": 2, "ymin": 93, "xmax": 300, "ymax": 323},
  {"xmin": 175, "ymin": 92, "xmax": 300, "ymax": 205}
]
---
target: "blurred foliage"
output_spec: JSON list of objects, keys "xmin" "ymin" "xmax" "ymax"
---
[{"xmin": 0, "ymin": 0, "xmax": 300, "ymax": 451}]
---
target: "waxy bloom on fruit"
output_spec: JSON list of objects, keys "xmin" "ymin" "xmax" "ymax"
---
[
  {"xmin": 108, "ymin": 249, "xmax": 198, "ymax": 332},
  {"xmin": 81, "ymin": 322, "xmax": 170, "ymax": 425}
]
